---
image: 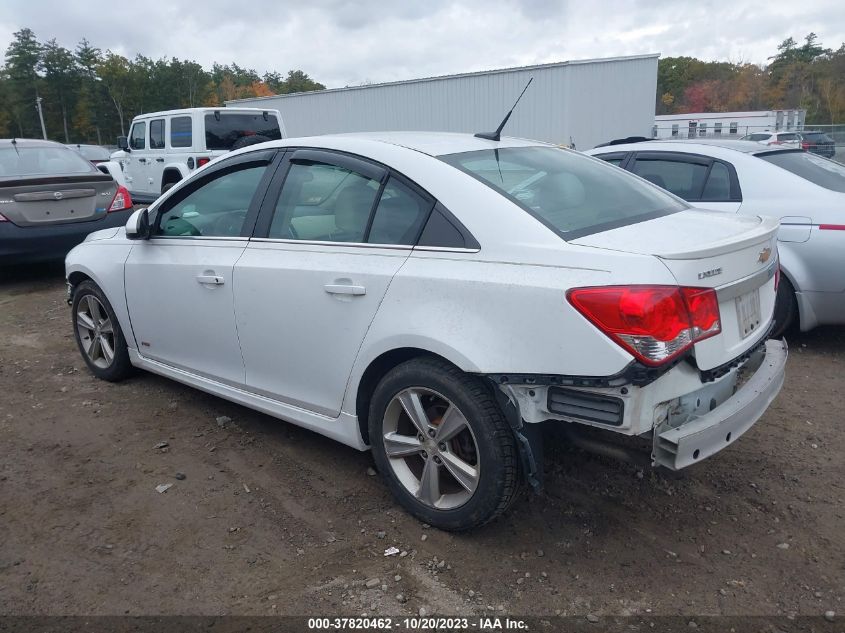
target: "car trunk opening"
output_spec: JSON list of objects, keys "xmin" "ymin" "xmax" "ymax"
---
[{"xmin": 1, "ymin": 174, "xmax": 116, "ymax": 227}]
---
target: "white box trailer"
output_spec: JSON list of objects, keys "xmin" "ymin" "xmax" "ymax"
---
[
  {"xmin": 226, "ymin": 54, "xmax": 658, "ymax": 150},
  {"xmin": 654, "ymin": 110, "xmax": 806, "ymax": 139}
]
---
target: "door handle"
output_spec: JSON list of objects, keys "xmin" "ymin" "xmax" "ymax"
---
[
  {"xmin": 155, "ymin": 158, "xmax": 164, "ymax": 163},
  {"xmin": 196, "ymin": 274, "xmax": 224, "ymax": 285},
  {"xmin": 137, "ymin": 158, "xmax": 147, "ymax": 163},
  {"xmin": 324, "ymin": 284, "xmax": 366, "ymax": 296}
]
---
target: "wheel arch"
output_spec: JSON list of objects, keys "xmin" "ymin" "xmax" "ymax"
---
[
  {"xmin": 352, "ymin": 346, "xmax": 472, "ymax": 445},
  {"xmin": 162, "ymin": 166, "xmax": 185, "ymax": 189}
]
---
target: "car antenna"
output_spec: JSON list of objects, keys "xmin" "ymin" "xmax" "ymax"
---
[
  {"xmin": 11, "ymin": 137, "xmax": 20, "ymax": 155},
  {"xmin": 475, "ymin": 77, "xmax": 533, "ymax": 142}
]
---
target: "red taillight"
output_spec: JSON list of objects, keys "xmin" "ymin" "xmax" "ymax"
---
[
  {"xmin": 801, "ymin": 141, "xmax": 810, "ymax": 150},
  {"xmin": 819, "ymin": 224, "xmax": 845, "ymax": 230},
  {"xmin": 774, "ymin": 266, "xmax": 781, "ymax": 291},
  {"xmin": 567, "ymin": 285, "xmax": 722, "ymax": 366},
  {"xmin": 107, "ymin": 185, "xmax": 132, "ymax": 212},
  {"xmin": 197, "ymin": 157, "xmax": 211, "ymax": 168}
]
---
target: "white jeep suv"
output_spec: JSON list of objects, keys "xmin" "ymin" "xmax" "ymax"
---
[
  {"xmin": 66, "ymin": 132, "xmax": 787, "ymax": 530},
  {"xmin": 117, "ymin": 107, "xmax": 284, "ymax": 204}
]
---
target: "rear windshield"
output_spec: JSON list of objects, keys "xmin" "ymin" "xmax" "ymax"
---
[
  {"xmin": 0, "ymin": 146, "xmax": 95, "ymax": 177},
  {"xmin": 204, "ymin": 112, "xmax": 282, "ymax": 150},
  {"xmin": 68, "ymin": 145, "xmax": 110, "ymax": 161},
  {"xmin": 757, "ymin": 151, "xmax": 845, "ymax": 193},
  {"xmin": 440, "ymin": 146, "xmax": 687, "ymax": 239},
  {"xmin": 743, "ymin": 134, "xmax": 771, "ymax": 141},
  {"xmin": 802, "ymin": 132, "xmax": 833, "ymax": 142}
]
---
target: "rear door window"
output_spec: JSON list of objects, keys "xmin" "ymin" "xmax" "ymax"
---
[
  {"xmin": 149, "ymin": 119, "xmax": 165, "ymax": 149},
  {"xmin": 204, "ymin": 112, "xmax": 282, "ymax": 150},
  {"xmin": 170, "ymin": 116, "xmax": 193, "ymax": 148},
  {"xmin": 367, "ymin": 177, "xmax": 434, "ymax": 245},
  {"xmin": 757, "ymin": 151, "xmax": 845, "ymax": 193},
  {"xmin": 268, "ymin": 161, "xmax": 381, "ymax": 242},
  {"xmin": 630, "ymin": 157, "xmax": 708, "ymax": 200},
  {"xmin": 701, "ymin": 162, "xmax": 733, "ymax": 201},
  {"xmin": 129, "ymin": 122, "xmax": 146, "ymax": 150}
]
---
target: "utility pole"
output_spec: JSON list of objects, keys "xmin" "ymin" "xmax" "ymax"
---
[{"xmin": 35, "ymin": 94, "xmax": 47, "ymax": 139}]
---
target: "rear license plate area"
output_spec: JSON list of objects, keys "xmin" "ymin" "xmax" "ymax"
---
[{"xmin": 735, "ymin": 289, "xmax": 761, "ymax": 338}]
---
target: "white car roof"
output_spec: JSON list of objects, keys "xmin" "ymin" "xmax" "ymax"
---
[
  {"xmin": 266, "ymin": 131, "xmax": 549, "ymax": 157},
  {"xmin": 131, "ymin": 106, "xmax": 278, "ymax": 119},
  {"xmin": 587, "ymin": 139, "xmax": 772, "ymax": 156}
]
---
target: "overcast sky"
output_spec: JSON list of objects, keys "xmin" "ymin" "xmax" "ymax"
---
[{"xmin": 1, "ymin": 0, "xmax": 843, "ymax": 88}]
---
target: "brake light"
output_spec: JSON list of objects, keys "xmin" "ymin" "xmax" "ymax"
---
[
  {"xmin": 567, "ymin": 285, "xmax": 721, "ymax": 366},
  {"xmin": 801, "ymin": 141, "xmax": 810, "ymax": 150},
  {"xmin": 107, "ymin": 185, "xmax": 132, "ymax": 212},
  {"xmin": 197, "ymin": 157, "xmax": 211, "ymax": 168},
  {"xmin": 819, "ymin": 224, "xmax": 845, "ymax": 230}
]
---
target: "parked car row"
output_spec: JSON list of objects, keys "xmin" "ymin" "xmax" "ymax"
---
[
  {"xmin": 586, "ymin": 138, "xmax": 845, "ymax": 335},
  {"xmin": 739, "ymin": 130, "xmax": 836, "ymax": 158}
]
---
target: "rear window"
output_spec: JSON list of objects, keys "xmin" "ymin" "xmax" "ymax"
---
[
  {"xmin": 744, "ymin": 134, "xmax": 771, "ymax": 141},
  {"xmin": 204, "ymin": 112, "xmax": 282, "ymax": 150},
  {"xmin": 171, "ymin": 116, "xmax": 193, "ymax": 148},
  {"xmin": 757, "ymin": 151, "xmax": 845, "ymax": 193},
  {"xmin": 440, "ymin": 146, "xmax": 686, "ymax": 239},
  {"xmin": 67, "ymin": 145, "xmax": 110, "ymax": 161},
  {"xmin": 802, "ymin": 132, "xmax": 833, "ymax": 142},
  {"xmin": 0, "ymin": 146, "xmax": 95, "ymax": 177}
]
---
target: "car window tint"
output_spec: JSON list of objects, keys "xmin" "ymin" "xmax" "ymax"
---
[
  {"xmin": 745, "ymin": 134, "xmax": 770, "ymax": 142},
  {"xmin": 631, "ymin": 159, "xmax": 708, "ymax": 200},
  {"xmin": 268, "ymin": 162, "xmax": 380, "ymax": 242},
  {"xmin": 417, "ymin": 208, "xmax": 469, "ymax": 248},
  {"xmin": 170, "ymin": 116, "xmax": 192, "ymax": 148},
  {"xmin": 440, "ymin": 147, "xmax": 686, "ymax": 240},
  {"xmin": 156, "ymin": 165, "xmax": 267, "ymax": 237},
  {"xmin": 701, "ymin": 162, "xmax": 732, "ymax": 200},
  {"xmin": 149, "ymin": 119, "xmax": 165, "ymax": 150},
  {"xmin": 204, "ymin": 113, "xmax": 282, "ymax": 151},
  {"xmin": 595, "ymin": 155, "xmax": 624, "ymax": 166},
  {"xmin": 779, "ymin": 133, "xmax": 797, "ymax": 141},
  {"xmin": 367, "ymin": 177, "xmax": 433, "ymax": 245},
  {"xmin": 130, "ymin": 122, "xmax": 146, "ymax": 150},
  {"xmin": 758, "ymin": 151, "xmax": 845, "ymax": 193}
]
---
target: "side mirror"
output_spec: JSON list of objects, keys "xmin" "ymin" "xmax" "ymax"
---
[
  {"xmin": 117, "ymin": 136, "xmax": 129, "ymax": 151},
  {"xmin": 125, "ymin": 208, "xmax": 150, "ymax": 240}
]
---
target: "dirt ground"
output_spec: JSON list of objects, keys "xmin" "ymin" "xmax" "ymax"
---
[{"xmin": 1, "ymin": 263, "xmax": 843, "ymax": 619}]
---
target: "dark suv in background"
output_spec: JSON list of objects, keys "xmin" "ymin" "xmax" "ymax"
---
[{"xmin": 801, "ymin": 131, "xmax": 836, "ymax": 158}]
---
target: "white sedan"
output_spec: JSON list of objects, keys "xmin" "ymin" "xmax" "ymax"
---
[
  {"xmin": 586, "ymin": 139, "xmax": 845, "ymax": 335},
  {"xmin": 66, "ymin": 132, "xmax": 787, "ymax": 530}
]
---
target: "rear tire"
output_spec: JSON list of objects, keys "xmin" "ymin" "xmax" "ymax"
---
[
  {"xmin": 771, "ymin": 276, "xmax": 797, "ymax": 338},
  {"xmin": 72, "ymin": 281, "xmax": 133, "ymax": 382},
  {"xmin": 368, "ymin": 357, "xmax": 522, "ymax": 531}
]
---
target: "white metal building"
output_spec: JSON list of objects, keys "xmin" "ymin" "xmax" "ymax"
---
[
  {"xmin": 226, "ymin": 54, "xmax": 659, "ymax": 150},
  {"xmin": 653, "ymin": 109, "xmax": 806, "ymax": 139}
]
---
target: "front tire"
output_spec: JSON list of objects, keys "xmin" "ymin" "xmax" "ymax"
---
[
  {"xmin": 368, "ymin": 357, "xmax": 522, "ymax": 531},
  {"xmin": 72, "ymin": 280, "xmax": 133, "ymax": 382}
]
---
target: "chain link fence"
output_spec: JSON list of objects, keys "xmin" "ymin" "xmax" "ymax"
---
[{"xmin": 652, "ymin": 123, "xmax": 845, "ymax": 163}]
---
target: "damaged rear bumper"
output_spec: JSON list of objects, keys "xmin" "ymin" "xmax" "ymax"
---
[{"xmin": 652, "ymin": 339, "xmax": 787, "ymax": 470}]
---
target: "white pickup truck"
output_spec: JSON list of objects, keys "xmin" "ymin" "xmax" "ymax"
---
[{"xmin": 115, "ymin": 107, "xmax": 285, "ymax": 204}]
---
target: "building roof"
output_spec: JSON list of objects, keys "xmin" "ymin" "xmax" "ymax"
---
[
  {"xmin": 226, "ymin": 54, "xmax": 660, "ymax": 104},
  {"xmin": 655, "ymin": 109, "xmax": 805, "ymax": 120}
]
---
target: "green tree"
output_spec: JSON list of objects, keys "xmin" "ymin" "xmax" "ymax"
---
[
  {"xmin": 4, "ymin": 27, "xmax": 42, "ymax": 137},
  {"xmin": 40, "ymin": 39, "xmax": 77, "ymax": 142}
]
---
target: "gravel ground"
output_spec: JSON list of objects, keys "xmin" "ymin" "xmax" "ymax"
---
[{"xmin": 1, "ymin": 263, "xmax": 843, "ymax": 618}]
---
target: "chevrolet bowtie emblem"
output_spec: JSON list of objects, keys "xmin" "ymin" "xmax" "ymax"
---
[{"xmin": 758, "ymin": 247, "xmax": 772, "ymax": 264}]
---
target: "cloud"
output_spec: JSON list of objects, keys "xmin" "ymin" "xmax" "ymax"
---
[{"xmin": 1, "ymin": 0, "xmax": 843, "ymax": 88}]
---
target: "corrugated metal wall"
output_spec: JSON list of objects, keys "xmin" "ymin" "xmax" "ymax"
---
[{"xmin": 227, "ymin": 55, "xmax": 658, "ymax": 150}]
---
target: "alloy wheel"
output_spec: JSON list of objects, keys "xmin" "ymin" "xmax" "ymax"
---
[
  {"xmin": 75, "ymin": 295, "xmax": 116, "ymax": 369},
  {"xmin": 382, "ymin": 387, "xmax": 480, "ymax": 510}
]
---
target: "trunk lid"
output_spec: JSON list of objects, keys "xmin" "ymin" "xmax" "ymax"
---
[
  {"xmin": 0, "ymin": 174, "xmax": 115, "ymax": 227},
  {"xmin": 572, "ymin": 210, "xmax": 780, "ymax": 370}
]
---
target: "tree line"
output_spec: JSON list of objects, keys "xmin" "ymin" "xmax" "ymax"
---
[
  {"xmin": 657, "ymin": 34, "xmax": 845, "ymax": 123},
  {"xmin": 0, "ymin": 28, "xmax": 325, "ymax": 145}
]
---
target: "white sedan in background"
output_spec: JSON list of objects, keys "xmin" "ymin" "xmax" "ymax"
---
[
  {"xmin": 66, "ymin": 132, "xmax": 786, "ymax": 530},
  {"xmin": 587, "ymin": 139, "xmax": 845, "ymax": 335}
]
